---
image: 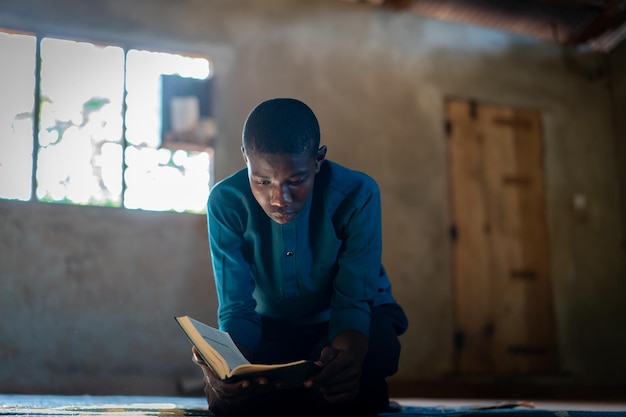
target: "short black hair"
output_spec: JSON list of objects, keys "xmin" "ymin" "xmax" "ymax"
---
[{"xmin": 242, "ymin": 98, "xmax": 320, "ymax": 156}]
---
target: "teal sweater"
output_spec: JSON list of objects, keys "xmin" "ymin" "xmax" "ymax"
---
[{"xmin": 207, "ymin": 160, "xmax": 397, "ymax": 355}]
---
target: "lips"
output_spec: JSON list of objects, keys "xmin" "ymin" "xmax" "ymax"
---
[{"xmin": 271, "ymin": 211, "xmax": 297, "ymax": 223}]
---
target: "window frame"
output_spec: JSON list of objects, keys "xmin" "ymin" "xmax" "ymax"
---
[{"xmin": 1, "ymin": 27, "xmax": 215, "ymax": 213}]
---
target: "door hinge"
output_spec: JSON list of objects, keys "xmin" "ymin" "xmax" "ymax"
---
[
  {"xmin": 449, "ymin": 224, "xmax": 458, "ymax": 242},
  {"xmin": 454, "ymin": 329, "xmax": 465, "ymax": 351},
  {"xmin": 469, "ymin": 100, "xmax": 478, "ymax": 119},
  {"xmin": 445, "ymin": 119, "xmax": 453, "ymax": 137}
]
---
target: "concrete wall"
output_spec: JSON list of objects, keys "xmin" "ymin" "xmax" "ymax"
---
[
  {"xmin": 0, "ymin": 201, "xmax": 216, "ymax": 394},
  {"xmin": 609, "ymin": 40, "xmax": 626, "ymax": 258},
  {"xmin": 1, "ymin": 0, "xmax": 625, "ymax": 395}
]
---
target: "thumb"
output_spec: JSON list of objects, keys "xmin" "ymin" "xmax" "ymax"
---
[
  {"xmin": 191, "ymin": 346, "xmax": 207, "ymax": 365},
  {"xmin": 315, "ymin": 346, "xmax": 340, "ymax": 366}
]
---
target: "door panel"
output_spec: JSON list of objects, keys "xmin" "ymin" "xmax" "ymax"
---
[{"xmin": 447, "ymin": 99, "xmax": 557, "ymax": 375}]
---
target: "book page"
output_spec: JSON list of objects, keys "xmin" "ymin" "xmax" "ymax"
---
[{"xmin": 186, "ymin": 317, "xmax": 250, "ymax": 370}]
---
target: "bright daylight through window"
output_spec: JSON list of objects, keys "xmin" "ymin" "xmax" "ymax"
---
[{"xmin": 0, "ymin": 30, "xmax": 213, "ymax": 213}]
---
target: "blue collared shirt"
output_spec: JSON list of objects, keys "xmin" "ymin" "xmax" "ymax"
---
[{"xmin": 207, "ymin": 160, "xmax": 397, "ymax": 354}]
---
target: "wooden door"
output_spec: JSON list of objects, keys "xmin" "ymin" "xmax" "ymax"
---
[{"xmin": 447, "ymin": 98, "xmax": 558, "ymax": 375}]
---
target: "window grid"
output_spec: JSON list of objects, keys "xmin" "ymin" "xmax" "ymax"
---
[{"xmin": 0, "ymin": 29, "xmax": 214, "ymax": 214}]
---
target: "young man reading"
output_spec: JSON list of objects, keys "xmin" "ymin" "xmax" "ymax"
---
[{"xmin": 192, "ymin": 98, "xmax": 408, "ymax": 416}]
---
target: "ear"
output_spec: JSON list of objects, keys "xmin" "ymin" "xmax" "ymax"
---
[
  {"xmin": 314, "ymin": 145, "xmax": 327, "ymax": 173},
  {"xmin": 241, "ymin": 146, "xmax": 248, "ymax": 164}
]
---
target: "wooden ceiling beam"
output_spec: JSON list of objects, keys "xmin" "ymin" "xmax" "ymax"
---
[
  {"xmin": 537, "ymin": 0, "xmax": 607, "ymax": 9},
  {"xmin": 567, "ymin": 0, "xmax": 626, "ymax": 44}
]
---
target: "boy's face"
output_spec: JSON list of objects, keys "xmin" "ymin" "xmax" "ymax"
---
[{"xmin": 243, "ymin": 146, "xmax": 326, "ymax": 224}]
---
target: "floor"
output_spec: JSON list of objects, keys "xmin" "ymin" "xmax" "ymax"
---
[
  {"xmin": 1, "ymin": 394, "xmax": 625, "ymax": 416},
  {"xmin": 396, "ymin": 398, "xmax": 626, "ymax": 412},
  {"xmin": 388, "ymin": 378, "xmax": 626, "ymax": 411}
]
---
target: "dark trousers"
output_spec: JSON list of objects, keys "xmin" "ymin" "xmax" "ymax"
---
[{"xmin": 234, "ymin": 303, "xmax": 409, "ymax": 417}]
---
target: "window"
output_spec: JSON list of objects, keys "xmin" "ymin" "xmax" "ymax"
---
[
  {"xmin": 0, "ymin": 31, "xmax": 35, "ymax": 201},
  {"xmin": 0, "ymin": 30, "xmax": 214, "ymax": 213}
]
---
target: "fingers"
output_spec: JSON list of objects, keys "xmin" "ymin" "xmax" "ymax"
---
[
  {"xmin": 191, "ymin": 346, "xmax": 206, "ymax": 365},
  {"xmin": 310, "ymin": 347, "xmax": 357, "ymax": 384},
  {"xmin": 315, "ymin": 346, "xmax": 340, "ymax": 366},
  {"xmin": 305, "ymin": 346, "xmax": 362, "ymax": 403},
  {"xmin": 189, "ymin": 346, "xmax": 278, "ymax": 408},
  {"xmin": 213, "ymin": 378, "xmax": 276, "ymax": 405},
  {"xmin": 191, "ymin": 347, "xmax": 215, "ymax": 381}
]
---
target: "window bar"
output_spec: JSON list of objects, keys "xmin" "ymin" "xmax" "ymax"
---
[
  {"xmin": 121, "ymin": 47, "xmax": 129, "ymax": 207},
  {"xmin": 30, "ymin": 34, "xmax": 43, "ymax": 202}
]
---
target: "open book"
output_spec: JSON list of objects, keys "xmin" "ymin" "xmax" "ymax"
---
[{"xmin": 175, "ymin": 315, "xmax": 319, "ymax": 385}]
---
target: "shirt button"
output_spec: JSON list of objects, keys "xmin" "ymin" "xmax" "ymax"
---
[{"xmin": 286, "ymin": 251, "xmax": 294, "ymax": 256}]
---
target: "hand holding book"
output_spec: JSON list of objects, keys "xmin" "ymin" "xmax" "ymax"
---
[{"xmin": 176, "ymin": 316, "xmax": 320, "ymax": 387}]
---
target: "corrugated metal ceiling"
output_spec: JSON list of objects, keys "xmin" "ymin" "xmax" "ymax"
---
[{"xmin": 343, "ymin": 0, "xmax": 626, "ymax": 52}]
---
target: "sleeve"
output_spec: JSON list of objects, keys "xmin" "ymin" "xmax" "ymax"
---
[
  {"xmin": 207, "ymin": 188, "xmax": 262, "ymax": 355},
  {"xmin": 328, "ymin": 178, "xmax": 383, "ymax": 342}
]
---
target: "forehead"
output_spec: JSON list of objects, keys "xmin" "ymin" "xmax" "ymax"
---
[{"xmin": 246, "ymin": 151, "xmax": 314, "ymax": 177}]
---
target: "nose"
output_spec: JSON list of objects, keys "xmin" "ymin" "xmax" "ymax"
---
[{"xmin": 270, "ymin": 184, "xmax": 292, "ymax": 207}]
